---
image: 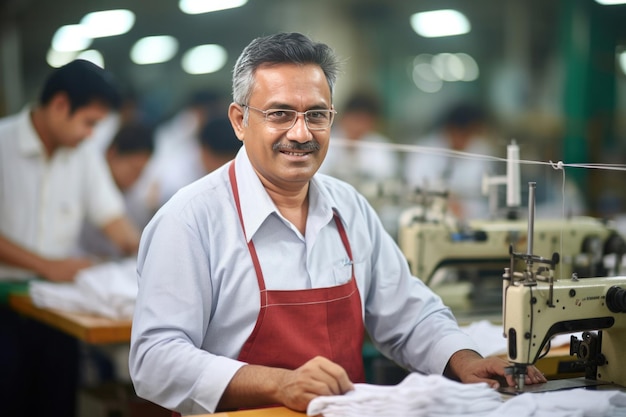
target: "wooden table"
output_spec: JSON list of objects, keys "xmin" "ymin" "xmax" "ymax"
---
[
  {"xmin": 199, "ymin": 407, "xmax": 304, "ymax": 417},
  {"xmin": 9, "ymin": 294, "xmax": 132, "ymax": 344}
]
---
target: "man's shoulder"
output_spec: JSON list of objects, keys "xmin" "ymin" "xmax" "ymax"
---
[{"xmin": 0, "ymin": 112, "xmax": 22, "ymax": 135}]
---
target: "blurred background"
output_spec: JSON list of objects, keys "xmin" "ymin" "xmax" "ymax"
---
[{"xmin": 2, "ymin": 0, "xmax": 626, "ymax": 217}]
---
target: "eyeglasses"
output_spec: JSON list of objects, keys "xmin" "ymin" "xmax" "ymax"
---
[{"xmin": 241, "ymin": 104, "xmax": 336, "ymax": 131}]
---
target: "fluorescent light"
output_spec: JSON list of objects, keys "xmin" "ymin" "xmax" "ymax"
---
[
  {"xmin": 595, "ymin": 0, "xmax": 626, "ymax": 5},
  {"xmin": 52, "ymin": 24, "xmax": 92, "ymax": 52},
  {"xmin": 456, "ymin": 53, "xmax": 479, "ymax": 81},
  {"xmin": 47, "ymin": 49, "xmax": 79, "ymax": 68},
  {"xmin": 619, "ymin": 51, "xmax": 626, "ymax": 75},
  {"xmin": 410, "ymin": 9, "xmax": 471, "ymax": 38},
  {"xmin": 80, "ymin": 9, "xmax": 135, "ymax": 38},
  {"xmin": 179, "ymin": 0, "xmax": 248, "ymax": 14},
  {"xmin": 411, "ymin": 52, "xmax": 479, "ymax": 92},
  {"xmin": 76, "ymin": 50, "xmax": 105, "ymax": 68},
  {"xmin": 182, "ymin": 44, "xmax": 228, "ymax": 74},
  {"xmin": 130, "ymin": 36, "xmax": 179, "ymax": 65}
]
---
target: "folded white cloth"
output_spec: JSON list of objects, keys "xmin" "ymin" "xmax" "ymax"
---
[
  {"xmin": 29, "ymin": 258, "xmax": 137, "ymax": 320},
  {"xmin": 307, "ymin": 373, "xmax": 626, "ymax": 417},
  {"xmin": 307, "ymin": 373, "xmax": 502, "ymax": 417}
]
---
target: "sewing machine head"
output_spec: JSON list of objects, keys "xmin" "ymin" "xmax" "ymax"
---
[{"xmin": 502, "ymin": 183, "xmax": 626, "ymax": 392}]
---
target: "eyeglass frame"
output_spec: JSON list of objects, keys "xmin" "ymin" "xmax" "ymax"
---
[{"xmin": 240, "ymin": 103, "xmax": 337, "ymax": 131}]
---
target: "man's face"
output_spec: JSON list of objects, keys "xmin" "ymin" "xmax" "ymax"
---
[
  {"xmin": 51, "ymin": 96, "xmax": 110, "ymax": 148},
  {"xmin": 229, "ymin": 63, "xmax": 333, "ymax": 193},
  {"xmin": 107, "ymin": 150, "xmax": 151, "ymax": 191}
]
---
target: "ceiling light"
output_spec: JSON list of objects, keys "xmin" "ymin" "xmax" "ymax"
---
[
  {"xmin": 130, "ymin": 36, "xmax": 179, "ymax": 65},
  {"xmin": 80, "ymin": 9, "xmax": 135, "ymax": 38},
  {"xmin": 182, "ymin": 44, "xmax": 228, "ymax": 74},
  {"xmin": 410, "ymin": 9, "xmax": 471, "ymax": 38},
  {"xmin": 179, "ymin": 0, "xmax": 248, "ymax": 15},
  {"xmin": 47, "ymin": 49, "xmax": 79, "ymax": 68},
  {"xmin": 52, "ymin": 24, "xmax": 92, "ymax": 52},
  {"xmin": 76, "ymin": 50, "xmax": 105, "ymax": 68},
  {"xmin": 619, "ymin": 50, "xmax": 626, "ymax": 75},
  {"xmin": 595, "ymin": 0, "xmax": 626, "ymax": 5},
  {"xmin": 456, "ymin": 53, "xmax": 479, "ymax": 81}
]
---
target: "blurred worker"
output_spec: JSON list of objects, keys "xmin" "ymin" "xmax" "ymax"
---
[
  {"xmin": 145, "ymin": 90, "xmax": 224, "ymax": 207},
  {"xmin": 320, "ymin": 91, "xmax": 399, "ymax": 184},
  {"xmin": 129, "ymin": 32, "xmax": 545, "ymax": 416},
  {"xmin": 404, "ymin": 102, "xmax": 495, "ymax": 220},
  {"xmin": 0, "ymin": 59, "xmax": 139, "ymax": 417},
  {"xmin": 320, "ymin": 91, "xmax": 402, "ymax": 236},
  {"xmin": 198, "ymin": 116, "xmax": 243, "ymax": 173},
  {"xmin": 78, "ymin": 122, "xmax": 155, "ymax": 259}
]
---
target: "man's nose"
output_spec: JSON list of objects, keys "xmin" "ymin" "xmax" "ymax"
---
[{"xmin": 286, "ymin": 113, "xmax": 313, "ymax": 142}]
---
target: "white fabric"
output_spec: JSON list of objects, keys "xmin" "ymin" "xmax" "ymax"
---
[
  {"xmin": 129, "ymin": 147, "xmax": 480, "ymax": 415},
  {"xmin": 307, "ymin": 373, "xmax": 626, "ymax": 417},
  {"xmin": 29, "ymin": 258, "xmax": 137, "ymax": 320},
  {"xmin": 0, "ymin": 108, "xmax": 126, "ymax": 281},
  {"xmin": 486, "ymin": 389, "xmax": 626, "ymax": 417},
  {"xmin": 307, "ymin": 373, "xmax": 502, "ymax": 417}
]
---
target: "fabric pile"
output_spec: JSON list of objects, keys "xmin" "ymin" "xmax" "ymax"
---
[
  {"xmin": 29, "ymin": 258, "xmax": 137, "ymax": 320},
  {"xmin": 307, "ymin": 373, "xmax": 502, "ymax": 417},
  {"xmin": 494, "ymin": 388, "xmax": 626, "ymax": 417},
  {"xmin": 307, "ymin": 373, "xmax": 626, "ymax": 417}
]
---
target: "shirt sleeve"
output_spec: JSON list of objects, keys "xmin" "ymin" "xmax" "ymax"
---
[
  {"xmin": 356, "ymin": 194, "xmax": 480, "ymax": 375},
  {"xmin": 129, "ymin": 202, "xmax": 246, "ymax": 415}
]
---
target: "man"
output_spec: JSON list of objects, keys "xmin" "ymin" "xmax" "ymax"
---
[
  {"xmin": 198, "ymin": 116, "xmax": 243, "ymax": 173},
  {"xmin": 320, "ymin": 91, "xmax": 398, "ymax": 184},
  {"xmin": 129, "ymin": 33, "xmax": 546, "ymax": 415},
  {"xmin": 0, "ymin": 59, "xmax": 140, "ymax": 417},
  {"xmin": 79, "ymin": 122, "xmax": 155, "ymax": 259}
]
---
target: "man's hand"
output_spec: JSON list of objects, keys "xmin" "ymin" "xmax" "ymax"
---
[
  {"xmin": 41, "ymin": 258, "xmax": 94, "ymax": 282},
  {"xmin": 219, "ymin": 356, "xmax": 353, "ymax": 412},
  {"xmin": 275, "ymin": 356, "xmax": 354, "ymax": 411},
  {"xmin": 444, "ymin": 349, "xmax": 547, "ymax": 389}
]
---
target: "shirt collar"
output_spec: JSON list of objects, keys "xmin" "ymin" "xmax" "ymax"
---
[{"xmin": 233, "ymin": 147, "xmax": 338, "ymax": 242}]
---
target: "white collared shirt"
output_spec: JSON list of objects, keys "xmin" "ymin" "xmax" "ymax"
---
[
  {"xmin": 130, "ymin": 147, "xmax": 479, "ymax": 415},
  {"xmin": 0, "ymin": 108, "xmax": 125, "ymax": 280}
]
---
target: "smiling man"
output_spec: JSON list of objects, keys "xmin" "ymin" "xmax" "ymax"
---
[{"xmin": 129, "ymin": 33, "xmax": 546, "ymax": 416}]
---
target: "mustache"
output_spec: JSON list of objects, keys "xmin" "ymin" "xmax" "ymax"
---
[{"xmin": 273, "ymin": 141, "xmax": 321, "ymax": 152}]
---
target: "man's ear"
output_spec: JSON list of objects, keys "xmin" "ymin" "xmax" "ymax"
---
[
  {"xmin": 228, "ymin": 103, "xmax": 245, "ymax": 142},
  {"xmin": 49, "ymin": 92, "xmax": 71, "ymax": 116}
]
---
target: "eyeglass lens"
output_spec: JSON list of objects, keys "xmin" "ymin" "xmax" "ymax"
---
[{"xmin": 265, "ymin": 109, "xmax": 333, "ymax": 130}]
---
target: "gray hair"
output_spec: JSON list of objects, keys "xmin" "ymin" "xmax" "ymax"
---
[{"xmin": 232, "ymin": 32, "xmax": 340, "ymax": 107}]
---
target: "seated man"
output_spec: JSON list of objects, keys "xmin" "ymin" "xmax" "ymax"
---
[{"xmin": 129, "ymin": 33, "xmax": 546, "ymax": 416}]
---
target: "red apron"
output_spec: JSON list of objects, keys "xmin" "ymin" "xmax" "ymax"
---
[
  {"xmin": 172, "ymin": 163, "xmax": 365, "ymax": 416},
  {"xmin": 229, "ymin": 162, "xmax": 366, "ymax": 381}
]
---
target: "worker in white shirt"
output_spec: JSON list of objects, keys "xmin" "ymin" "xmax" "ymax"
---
[
  {"xmin": 0, "ymin": 59, "xmax": 140, "ymax": 417},
  {"xmin": 129, "ymin": 32, "xmax": 547, "ymax": 416}
]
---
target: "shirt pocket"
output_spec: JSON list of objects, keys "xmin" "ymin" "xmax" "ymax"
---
[{"xmin": 332, "ymin": 258, "xmax": 368, "ymax": 286}]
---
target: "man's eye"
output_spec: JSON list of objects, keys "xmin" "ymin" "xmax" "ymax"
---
[
  {"xmin": 307, "ymin": 111, "xmax": 329, "ymax": 120},
  {"xmin": 267, "ymin": 110, "xmax": 290, "ymax": 119}
]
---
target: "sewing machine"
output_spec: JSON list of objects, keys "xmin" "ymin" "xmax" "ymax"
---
[
  {"xmin": 501, "ymin": 183, "xmax": 626, "ymax": 393},
  {"xmin": 398, "ymin": 141, "xmax": 625, "ymax": 318}
]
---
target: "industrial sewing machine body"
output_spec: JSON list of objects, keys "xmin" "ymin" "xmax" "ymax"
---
[
  {"xmin": 501, "ymin": 182, "xmax": 626, "ymax": 393},
  {"xmin": 503, "ymin": 273, "xmax": 626, "ymax": 389}
]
